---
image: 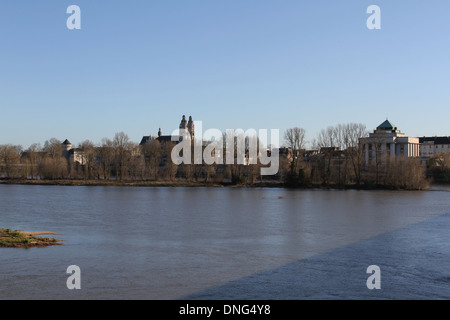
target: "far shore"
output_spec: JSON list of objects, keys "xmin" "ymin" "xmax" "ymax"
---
[
  {"xmin": 0, "ymin": 178, "xmax": 444, "ymax": 190},
  {"xmin": 0, "ymin": 178, "xmax": 236, "ymax": 188}
]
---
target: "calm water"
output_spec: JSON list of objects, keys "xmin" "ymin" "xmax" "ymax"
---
[{"xmin": 0, "ymin": 184, "xmax": 449, "ymax": 299}]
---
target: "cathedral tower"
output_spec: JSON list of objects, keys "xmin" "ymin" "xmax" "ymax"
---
[{"xmin": 187, "ymin": 116, "xmax": 194, "ymax": 140}]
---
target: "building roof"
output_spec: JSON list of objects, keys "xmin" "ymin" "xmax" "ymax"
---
[
  {"xmin": 377, "ymin": 119, "xmax": 397, "ymax": 130},
  {"xmin": 140, "ymin": 135, "xmax": 174, "ymax": 145},
  {"xmin": 159, "ymin": 136, "xmax": 174, "ymax": 142},
  {"xmin": 62, "ymin": 139, "xmax": 72, "ymax": 145},
  {"xmin": 68, "ymin": 148, "xmax": 83, "ymax": 155},
  {"xmin": 419, "ymin": 136, "xmax": 450, "ymax": 145},
  {"xmin": 140, "ymin": 136, "xmax": 152, "ymax": 145}
]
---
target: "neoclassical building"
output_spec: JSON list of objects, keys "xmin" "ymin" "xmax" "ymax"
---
[{"xmin": 360, "ymin": 120, "xmax": 420, "ymax": 166}]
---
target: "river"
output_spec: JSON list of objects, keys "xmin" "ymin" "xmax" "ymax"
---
[{"xmin": 0, "ymin": 184, "xmax": 449, "ymax": 299}]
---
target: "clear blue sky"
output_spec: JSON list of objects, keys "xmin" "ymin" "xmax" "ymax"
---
[{"xmin": 1, "ymin": 1, "xmax": 449, "ymax": 149}]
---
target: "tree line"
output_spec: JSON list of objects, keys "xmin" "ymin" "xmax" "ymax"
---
[
  {"xmin": 0, "ymin": 124, "xmax": 445, "ymax": 189},
  {"xmin": 0, "ymin": 132, "xmax": 261, "ymax": 183}
]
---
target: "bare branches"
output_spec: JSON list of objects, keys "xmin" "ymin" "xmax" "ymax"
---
[{"xmin": 284, "ymin": 127, "xmax": 306, "ymax": 151}]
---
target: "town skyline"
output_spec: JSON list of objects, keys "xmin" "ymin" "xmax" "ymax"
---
[{"xmin": 0, "ymin": 116, "xmax": 448, "ymax": 152}]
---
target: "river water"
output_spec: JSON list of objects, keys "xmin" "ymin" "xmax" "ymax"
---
[{"xmin": 0, "ymin": 184, "xmax": 449, "ymax": 299}]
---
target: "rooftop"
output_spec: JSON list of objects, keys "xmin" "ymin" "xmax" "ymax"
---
[
  {"xmin": 377, "ymin": 119, "xmax": 397, "ymax": 131},
  {"xmin": 419, "ymin": 136, "xmax": 450, "ymax": 145}
]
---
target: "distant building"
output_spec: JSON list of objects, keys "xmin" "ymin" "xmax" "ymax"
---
[
  {"xmin": 360, "ymin": 120, "xmax": 420, "ymax": 166},
  {"xmin": 140, "ymin": 115, "xmax": 195, "ymax": 145},
  {"xmin": 62, "ymin": 139, "xmax": 85, "ymax": 165},
  {"xmin": 303, "ymin": 149, "xmax": 319, "ymax": 159},
  {"xmin": 419, "ymin": 136, "xmax": 450, "ymax": 159},
  {"xmin": 319, "ymin": 147, "xmax": 340, "ymax": 154}
]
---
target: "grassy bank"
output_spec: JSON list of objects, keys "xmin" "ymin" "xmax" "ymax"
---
[
  {"xmin": 0, "ymin": 178, "xmax": 228, "ymax": 188},
  {"xmin": 0, "ymin": 178, "xmax": 438, "ymax": 190},
  {"xmin": 0, "ymin": 229, "xmax": 63, "ymax": 248}
]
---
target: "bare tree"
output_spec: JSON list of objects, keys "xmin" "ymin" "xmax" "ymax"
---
[
  {"xmin": 141, "ymin": 140, "xmax": 162, "ymax": 180},
  {"xmin": 43, "ymin": 138, "xmax": 62, "ymax": 159},
  {"xmin": 344, "ymin": 123, "xmax": 368, "ymax": 185},
  {"xmin": 384, "ymin": 156, "xmax": 428, "ymax": 190},
  {"xmin": 310, "ymin": 123, "xmax": 368, "ymax": 186},
  {"xmin": 78, "ymin": 140, "xmax": 97, "ymax": 180},
  {"xmin": 284, "ymin": 127, "xmax": 306, "ymax": 184},
  {"xmin": 0, "ymin": 144, "xmax": 22, "ymax": 178},
  {"xmin": 129, "ymin": 153, "xmax": 146, "ymax": 180},
  {"xmin": 98, "ymin": 138, "xmax": 114, "ymax": 180},
  {"xmin": 334, "ymin": 123, "xmax": 368, "ymax": 186},
  {"xmin": 113, "ymin": 132, "xmax": 132, "ymax": 180},
  {"xmin": 39, "ymin": 138, "xmax": 69, "ymax": 179},
  {"xmin": 24, "ymin": 143, "xmax": 42, "ymax": 180},
  {"xmin": 314, "ymin": 126, "xmax": 337, "ymax": 185},
  {"xmin": 161, "ymin": 141, "xmax": 177, "ymax": 180},
  {"xmin": 284, "ymin": 127, "xmax": 306, "ymax": 152}
]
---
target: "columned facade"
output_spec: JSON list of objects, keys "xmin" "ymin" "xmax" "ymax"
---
[{"xmin": 360, "ymin": 120, "xmax": 420, "ymax": 166}]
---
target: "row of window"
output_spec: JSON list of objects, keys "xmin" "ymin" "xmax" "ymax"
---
[{"xmin": 422, "ymin": 145, "xmax": 450, "ymax": 149}]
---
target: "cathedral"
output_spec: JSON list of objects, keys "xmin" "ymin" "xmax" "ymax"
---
[
  {"xmin": 178, "ymin": 115, "xmax": 195, "ymax": 141},
  {"xmin": 140, "ymin": 115, "xmax": 195, "ymax": 145}
]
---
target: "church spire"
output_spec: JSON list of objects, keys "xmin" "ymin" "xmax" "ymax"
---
[
  {"xmin": 179, "ymin": 115, "xmax": 187, "ymax": 129},
  {"xmin": 187, "ymin": 115, "xmax": 194, "ymax": 139}
]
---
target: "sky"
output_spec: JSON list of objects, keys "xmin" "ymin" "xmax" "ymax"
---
[{"xmin": 0, "ymin": 0, "xmax": 449, "ymax": 149}]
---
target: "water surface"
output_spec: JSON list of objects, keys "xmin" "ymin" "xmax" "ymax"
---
[{"xmin": 0, "ymin": 184, "xmax": 449, "ymax": 299}]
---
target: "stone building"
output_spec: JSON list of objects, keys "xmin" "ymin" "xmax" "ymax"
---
[
  {"xmin": 359, "ymin": 120, "xmax": 420, "ymax": 166},
  {"xmin": 62, "ymin": 139, "xmax": 85, "ymax": 165},
  {"xmin": 140, "ymin": 115, "xmax": 195, "ymax": 145}
]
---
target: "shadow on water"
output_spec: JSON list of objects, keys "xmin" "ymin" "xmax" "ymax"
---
[{"xmin": 180, "ymin": 212, "xmax": 450, "ymax": 300}]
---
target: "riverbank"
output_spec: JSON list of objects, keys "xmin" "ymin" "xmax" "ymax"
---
[
  {"xmin": 0, "ymin": 178, "xmax": 440, "ymax": 190},
  {"xmin": 0, "ymin": 229, "xmax": 63, "ymax": 248},
  {"xmin": 0, "ymin": 178, "xmax": 288, "ymax": 188},
  {"xmin": 0, "ymin": 178, "xmax": 228, "ymax": 188}
]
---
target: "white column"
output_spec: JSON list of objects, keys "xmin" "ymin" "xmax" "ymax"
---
[
  {"xmin": 371, "ymin": 144, "xmax": 376, "ymax": 163},
  {"xmin": 365, "ymin": 143, "xmax": 369, "ymax": 166}
]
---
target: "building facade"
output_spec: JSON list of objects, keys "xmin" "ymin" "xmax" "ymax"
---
[
  {"xmin": 62, "ymin": 139, "xmax": 85, "ymax": 165},
  {"xmin": 419, "ymin": 136, "xmax": 450, "ymax": 159},
  {"xmin": 360, "ymin": 120, "xmax": 420, "ymax": 166}
]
